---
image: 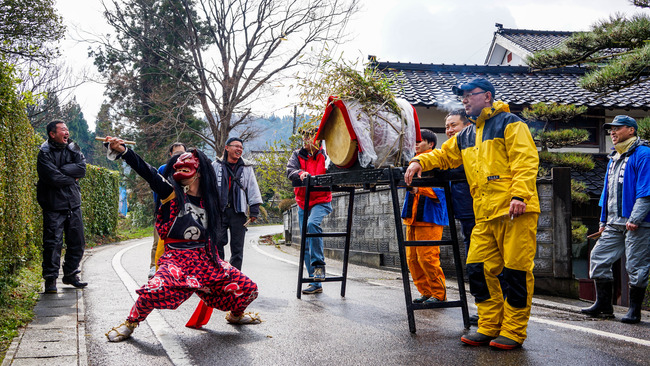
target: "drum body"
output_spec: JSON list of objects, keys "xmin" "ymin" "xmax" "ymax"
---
[{"xmin": 316, "ymin": 96, "xmax": 421, "ymax": 169}]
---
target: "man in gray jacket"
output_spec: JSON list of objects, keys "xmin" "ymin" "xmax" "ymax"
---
[
  {"xmin": 213, "ymin": 137, "xmax": 263, "ymax": 269},
  {"xmin": 37, "ymin": 120, "xmax": 87, "ymax": 293}
]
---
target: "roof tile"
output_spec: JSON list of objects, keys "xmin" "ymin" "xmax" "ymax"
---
[{"xmin": 376, "ymin": 63, "xmax": 650, "ymax": 109}]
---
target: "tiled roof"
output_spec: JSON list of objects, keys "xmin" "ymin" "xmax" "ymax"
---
[
  {"xmin": 374, "ymin": 62, "xmax": 650, "ymax": 110},
  {"xmin": 497, "ymin": 27, "xmax": 573, "ymax": 54},
  {"xmin": 569, "ymin": 154, "xmax": 609, "ymax": 196}
]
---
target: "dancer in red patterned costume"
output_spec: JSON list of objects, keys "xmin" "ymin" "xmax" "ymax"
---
[{"xmin": 103, "ymin": 137, "xmax": 260, "ymax": 342}]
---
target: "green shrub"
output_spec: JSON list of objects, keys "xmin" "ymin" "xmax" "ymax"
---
[
  {"xmin": 0, "ymin": 61, "xmax": 41, "ymax": 278},
  {"xmin": 571, "ymin": 180, "xmax": 590, "ymax": 205},
  {"xmin": 638, "ymin": 116, "xmax": 650, "ymax": 141},
  {"xmin": 522, "ymin": 102, "xmax": 588, "ymax": 123},
  {"xmin": 0, "ymin": 264, "xmax": 40, "ymax": 358},
  {"xmin": 80, "ymin": 164, "xmax": 120, "ymax": 238},
  {"xmin": 571, "ymin": 220, "xmax": 589, "ymax": 244},
  {"xmin": 128, "ymin": 201, "xmax": 154, "ymax": 228}
]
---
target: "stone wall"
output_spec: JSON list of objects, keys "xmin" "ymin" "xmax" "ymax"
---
[{"xmin": 284, "ymin": 168, "xmax": 575, "ymax": 296}]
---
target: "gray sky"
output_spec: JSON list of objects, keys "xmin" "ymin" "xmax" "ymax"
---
[{"xmin": 55, "ymin": 0, "xmax": 643, "ymax": 128}]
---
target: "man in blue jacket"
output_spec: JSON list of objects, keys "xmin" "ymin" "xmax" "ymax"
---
[
  {"xmin": 444, "ymin": 109, "xmax": 475, "ymax": 254},
  {"xmin": 582, "ymin": 115, "xmax": 650, "ymax": 324}
]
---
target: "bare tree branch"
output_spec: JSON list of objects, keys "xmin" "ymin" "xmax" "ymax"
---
[{"xmin": 95, "ymin": 0, "xmax": 358, "ymax": 153}]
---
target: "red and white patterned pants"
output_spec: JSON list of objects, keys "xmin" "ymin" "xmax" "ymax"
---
[{"xmin": 126, "ymin": 247, "xmax": 258, "ymax": 323}]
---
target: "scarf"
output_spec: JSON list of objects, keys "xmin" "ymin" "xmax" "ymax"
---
[{"xmin": 614, "ymin": 136, "xmax": 637, "ymax": 157}]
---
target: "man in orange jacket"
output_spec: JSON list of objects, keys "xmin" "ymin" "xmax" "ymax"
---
[{"xmin": 402, "ymin": 129, "xmax": 447, "ymax": 303}]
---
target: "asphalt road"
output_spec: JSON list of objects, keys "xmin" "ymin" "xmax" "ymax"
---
[{"xmin": 82, "ymin": 225, "xmax": 650, "ymax": 366}]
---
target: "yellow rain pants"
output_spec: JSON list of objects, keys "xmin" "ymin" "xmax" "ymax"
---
[{"xmin": 466, "ymin": 212, "xmax": 538, "ymax": 344}]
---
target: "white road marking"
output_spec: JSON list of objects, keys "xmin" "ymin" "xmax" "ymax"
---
[
  {"xmin": 112, "ymin": 240, "xmax": 194, "ymax": 366},
  {"xmin": 253, "ymin": 242, "xmax": 650, "ymax": 348},
  {"xmin": 529, "ymin": 316, "xmax": 650, "ymax": 347}
]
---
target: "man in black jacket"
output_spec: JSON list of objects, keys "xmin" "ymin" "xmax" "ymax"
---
[{"xmin": 37, "ymin": 120, "xmax": 88, "ymax": 293}]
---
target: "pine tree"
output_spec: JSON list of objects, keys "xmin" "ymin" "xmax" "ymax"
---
[
  {"xmin": 527, "ymin": 1, "xmax": 650, "ymax": 94},
  {"xmin": 522, "ymin": 103, "xmax": 592, "ymax": 205},
  {"xmin": 62, "ymin": 99, "xmax": 95, "ymax": 164}
]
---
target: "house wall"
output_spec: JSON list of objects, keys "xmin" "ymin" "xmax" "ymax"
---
[
  {"xmin": 486, "ymin": 42, "xmax": 527, "ymax": 66},
  {"xmin": 284, "ymin": 168, "xmax": 576, "ymax": 297},
  {"xmin": 414, "ymin": 106, "xmax": 448, "ymax": 127}
]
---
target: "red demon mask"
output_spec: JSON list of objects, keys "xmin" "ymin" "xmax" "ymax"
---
[{"xmin": 172, "ymin": 152, "xmax": 200, "ymax": 182}]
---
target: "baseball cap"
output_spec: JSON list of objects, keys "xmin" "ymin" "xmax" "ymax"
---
[
  {"xmin": 225, "ymin": 137, "xmax": 243, "ymax": 146},
  {"xmin": 452, "ymin": 77, "xmax": 496, "ymax": 97},
  {"xmin": 603, "ymin": 115, "xmax": 637, "ymax": 131}
]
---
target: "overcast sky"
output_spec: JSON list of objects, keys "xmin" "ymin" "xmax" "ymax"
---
[{"xmin": 55, "ymin": 0, "xmax": 643, "ymax": 128}]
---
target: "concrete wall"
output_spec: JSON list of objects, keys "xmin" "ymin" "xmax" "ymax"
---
[{"xmin": 284, "ymin": 168, "xmax": 576, "ymax": 297}]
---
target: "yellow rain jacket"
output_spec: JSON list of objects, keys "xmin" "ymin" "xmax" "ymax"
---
[{"xmin": 414, "ymin": 101, "xmax": 539, "ymax": 223}]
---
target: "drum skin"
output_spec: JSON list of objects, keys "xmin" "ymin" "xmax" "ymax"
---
[{"xmin": 320, "ymin": 106, "xmax": 358, "ymax": 167}]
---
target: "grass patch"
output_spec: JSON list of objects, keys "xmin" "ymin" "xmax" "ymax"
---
[
  {"xmin": 86, "ymin": 216, "xmax": 154, "ymax": 248},
  {"xmin": 0, "ymin": 264, "xmax": 41, "ymax": 362}
]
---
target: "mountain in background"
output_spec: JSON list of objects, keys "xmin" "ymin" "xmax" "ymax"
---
[{"xmin": 239, "ymin": 114, "xmax": 302, "ymax": 151}]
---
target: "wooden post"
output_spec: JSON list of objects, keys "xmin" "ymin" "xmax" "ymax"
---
[{"xmin": 551, "ymin": 167, "xmax": 572, "ymax": 279}]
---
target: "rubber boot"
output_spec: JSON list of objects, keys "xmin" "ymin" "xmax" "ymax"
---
[
  {"xmin": 621, "ymin": 286, "xmax": 645, "ymax": 324},
  {"xmin": 581, "ymin": 280, "xmax": 614, "ymax": 318}
]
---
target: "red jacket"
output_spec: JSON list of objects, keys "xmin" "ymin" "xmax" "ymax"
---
[{"xmin": 286, "ymin": 147, "xmax": 332, "ymax": 209}]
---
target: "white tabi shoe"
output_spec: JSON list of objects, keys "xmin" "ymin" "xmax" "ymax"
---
[
  {"xmin": 225, "ymin": 311, "xmax": 262, "ymax": 324},
  {"xmin": 106, "ymin": 320, "xmax": 138, "ymax": 342}
]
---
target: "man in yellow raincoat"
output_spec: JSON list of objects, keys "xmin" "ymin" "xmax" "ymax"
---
[{"xmin": 404, "ymin": 78, "xmax": 539, "ymax": 350}]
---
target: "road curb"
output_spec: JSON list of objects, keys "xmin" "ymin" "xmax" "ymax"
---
[{"xmin": 1, "ymin": 325, "xmax": 25, "ymax": 366}]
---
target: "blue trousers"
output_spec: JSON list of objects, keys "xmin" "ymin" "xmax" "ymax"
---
[{"xmin": 298, "ymin": 202, "xmax": 332, "ymax": 287}]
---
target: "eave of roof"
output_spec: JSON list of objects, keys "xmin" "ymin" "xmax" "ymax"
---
[
  {"xmin": 484, "ymin": 26, "xmax": 575, "ymax": 67},
  {"xmin": 373, "ymin": 62, "xmax": 650, "ymax": 110}
]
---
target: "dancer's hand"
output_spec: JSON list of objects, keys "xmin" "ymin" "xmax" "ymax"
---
[{"xmin": 106, "ymin": 136, "xmax": 126, "ymax": 154}]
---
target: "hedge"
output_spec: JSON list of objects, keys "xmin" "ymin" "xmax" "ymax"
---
[
  {"xmin": 0, "ymin": 61, "xmax": 41, "ymax": 278},
  {"xmin": 80, "ymin": 164, "xmax": 119, "ymax": 239}
]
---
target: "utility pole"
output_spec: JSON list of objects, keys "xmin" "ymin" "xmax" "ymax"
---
[{"xmin": 292, "ymin": 105, "xmax": 297, "ymax": 135}]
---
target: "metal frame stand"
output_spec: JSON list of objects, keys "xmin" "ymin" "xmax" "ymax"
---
[
  {"xmin": 294, "ymin": 168, "xmax": 469, "ymax": 333},
  {"xmin": 296, "ymin": 175, "xmax": 355, "ymax": 299},
  {"xmin": 387, "ymin": 168, "xmax": 470, "ymax": 333}
]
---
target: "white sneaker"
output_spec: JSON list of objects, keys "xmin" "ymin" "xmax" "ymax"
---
[
  {"xmin": 225, "ymin": 311, "xmax": 262, "ymax": 324},
  {"xmin": 148, "ymin": 266, "xmax": 156, "ymax": 279},
  {"xmin": 106, "ymin": 321, "xmax": 138, "ymax": 342}
]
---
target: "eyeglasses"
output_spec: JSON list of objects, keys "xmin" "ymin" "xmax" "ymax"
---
[
  {"xmin": 457, "ymin": 91, "xmax": 486, "ymax": 101},
  {"xmin": 227, "ymin": 144, "xmax": 244, "ymax": 150},
  {"xmin": 607, "ymin": 126, "xmax": 629, "ymax": 132}
]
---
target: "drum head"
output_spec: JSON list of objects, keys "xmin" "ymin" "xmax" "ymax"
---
[{"xmin": 320, "ymin": 106, "xmax": 357, "ymax": 167}]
